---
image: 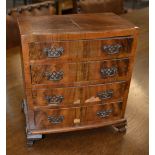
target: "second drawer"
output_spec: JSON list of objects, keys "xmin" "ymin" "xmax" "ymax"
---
[
  {"xmin": 32, "ymin": 81, "xmax": 128, "ymax": 107},
  {"xmin": 30, "ymin": 58, "xmax": 130, "ymax": 85}
]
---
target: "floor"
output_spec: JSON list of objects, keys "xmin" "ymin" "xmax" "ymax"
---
[{"xmin": 6, "ymin": 7, "xmax": 148, "ymax": 155}]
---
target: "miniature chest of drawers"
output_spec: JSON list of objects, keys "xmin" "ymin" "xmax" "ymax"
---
[{"xmin": 18, "ymin": 13, "xmax": 139, "ymax": 146}]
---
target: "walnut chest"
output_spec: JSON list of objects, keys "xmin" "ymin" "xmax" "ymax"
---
[{"xmin": 18, "ymin": 13, "xmax": 139, "ymax": 146}]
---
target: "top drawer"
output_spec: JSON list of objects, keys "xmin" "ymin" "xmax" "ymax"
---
[{"xmin": 29, "ymin": 37, "xmax": 133, "ymax": 61}]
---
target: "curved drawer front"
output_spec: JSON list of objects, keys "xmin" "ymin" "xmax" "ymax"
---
[
  {"xmin": 34, "ymin": 107, "xmax": 77, "ymax": 130},
  {"xmin": 32, "ymin": 81, "xmax": 128, "ymax": 107},
  {"xmin": 29, "ymin": 37, "xmax": 133, "ymax": 61},
  {"xmin": 83, "ymin": 101, "xmax": 123, "ymax": 123},
  {"xmin": 34, "ymin": 101, "xmax": 123, "ymax": 130},
  {"xmin": 30, "ymin": 58, "xmax": 130, "ymax": 85}
]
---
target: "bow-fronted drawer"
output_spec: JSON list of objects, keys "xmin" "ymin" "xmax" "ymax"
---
[
  {"xmin": 29, "ymin": 37, "xmax": 133, "ymax": 62},
  {"xmin": 30, "ymin": 58, "xmax": 130, "ymax": 86},
  {"xmin": 34, "ymin": 107, "xmax": 77, "ymax": 130},
  {"xmin": 32, "ymin": 81, "xmax": 128, "ymax": 107},
  {"xmin": 83, "ymin": 101, "xmax": 123, "ymax": 123},
  {"xmin": 34, "ymin": 101, "xmax": 123, "ymax": 131}
]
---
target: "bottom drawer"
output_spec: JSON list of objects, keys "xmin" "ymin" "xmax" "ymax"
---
[
  {"xmin": 34, "ymin": 107, "xmax": 77, "ymax": 130},
  {"xmin": 83, "ymin": 101, "xmax": 123, "ymax": 124},
  {"xmin": 34, "ymin": 101, "xmax": 123, "ymax": 130}
]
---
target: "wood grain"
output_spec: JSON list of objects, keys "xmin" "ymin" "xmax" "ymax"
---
[
  {"xmin": 34, "ymin": 101, "xmax": 123, "ymax": 131},
  {"xmin": 29, "ymin": 37, "xmax": 133, "ymax": 61},
  {"xmin": 17, "ymin": 13, "xmax": 139, "ymax": 145},
  {"xmin": 17, "ymin": 13, "xmax": 138, "ymax": 40},
  {"xmin": 31, "ymin": 58, "xmax": 130, "ymax": 85},
  {"xmin": 83, "ymin": 101, "xmax": 123, "ymax": 123},
  {"xmin": 34, "ymin": 107, "xmax": 77, "ymax": 130},
  {"xmin": 7, "ymin": 7, "xmax": 148, "ymax": 154},
  {"xmin": 32, "ymin": 81, "xmax": 128, "ymax": 107}
]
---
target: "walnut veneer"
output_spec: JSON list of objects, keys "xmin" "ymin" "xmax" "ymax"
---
[{"xmin": 17, "ymin": 13, "xmax": 139, "ymax": 146}]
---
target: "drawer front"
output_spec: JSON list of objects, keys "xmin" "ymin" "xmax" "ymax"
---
[
  {"xmin": 32, "ymin": 81, "xmax": 128, "ymax": 107},
  {"xmin": 31, "ymin": 58, "xmax": 130, "ymax": 85},
  {"xmin": 34, "ymin": 101, "xmax": 123, "ymax": 130},
  {"xmin": 34, "ymin": 107, "xmax": 77, "ymax": 130},
  {"xmin": 83, "ymin": 101, "xmax": 123, "ymax": 123},
  {"xmin": 29, "ymin": 37, "xmax": 133, "ymax": 61}
]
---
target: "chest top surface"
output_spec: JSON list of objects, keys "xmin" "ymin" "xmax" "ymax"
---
[{"xmin": 17, "ymin": 13, "xmax": 138, "ymax": 38}]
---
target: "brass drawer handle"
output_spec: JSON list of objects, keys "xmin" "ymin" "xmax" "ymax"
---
[
  {"xmin": 45, "ymin": 95, "xmax": 64, "ymax": 105},
  {"xmin": 97, "ymin": 90, "xmax": 113, "ymax": 100},
  {"xmin": 101, "ymin": 67, "xmax": 118, "ymax": 77},
  {"xmin": 44, "ymin": 71, "xmax": 64, "ymax": 81},
  {"xmin": 48, "ymin": 115, "xmax": 64, "ymax": 124},
  {"xmin": 96, "ymin": 109, "xmax": 113, "ymax": 118},
  {"xmin": 103, "ymin": 44, "xmax": 122, "ymax": 54},
  {"xmin": 43, "ymin": 47, "xmax": 64, "ymax": 58}
]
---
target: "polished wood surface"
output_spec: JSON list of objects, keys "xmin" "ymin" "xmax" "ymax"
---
[
  {"xmin": 35, "ymin": 106, "xmax": 77, "ymax": 130},
  {"xmin": 83, "ymin": 101, "xmax": 123, "ymax": 123},
  {"xmin": 18, "ymin": 13, "xmax": 138, "ymax": 145},
  {"xmin": 7, "ymin": 8, "xmax": 148, "ymax": 154},
  {"xmin": 34, "ymin": 101, "xmax": 123, "ymax": 130},
  {"xmin": 32, "ymin": 81, "xmax": 128, "ymax": 107},
  {"xmin": 17, "ymin": 13, "xmax": 137, "ymax": 37},
  {"xmin": 29, "ymin": 37, "xmax": 133, "ymax": 61},
  {"xmin": 30, "ymin": 58, "xmax": 130, "ymax": 85}
]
